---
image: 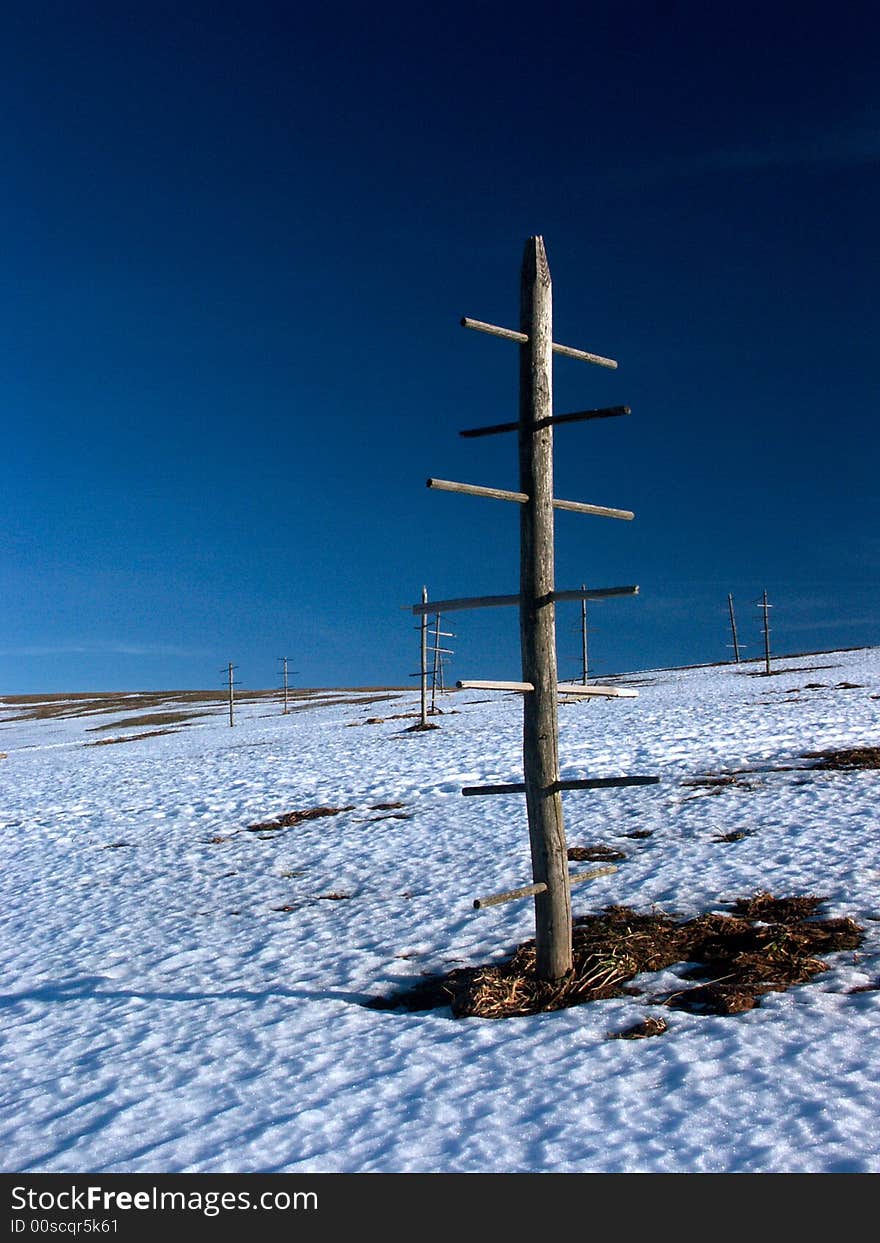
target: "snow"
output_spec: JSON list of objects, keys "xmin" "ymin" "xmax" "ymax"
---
[{"xmin": 1, "ymin": 650, "xmax": 879, "ymax": 1173}]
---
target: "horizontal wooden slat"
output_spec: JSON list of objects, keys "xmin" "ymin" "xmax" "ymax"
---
[
  {"xmin": 426, "ymin": 477, "xmax": 633, "ymax": 521},
  {"xmin": 411, "ymin": 584, "xmax": 639, "ymax": 615},
  {"xmin": 459, "ymin": 405, "xmax": 630, "ymax": 438},
  {"xmin": 553, "ymin": 586, "xmax": 639, "ymax": 603},
  {"xmin": 461, "ymin": 775, "xmax": 659, "ymax": 796},
  {"xmin": 472, "ymin": 866, "xmax": 617, "ymax": 910},
  {"xmin": 427, "ymin": 477, "xmax": 527, "ymax": 504},
  {"xmin": 457, "ymin": 680, "xmax": 634, "ymax": 698},
  {"xmin": 412, "ymin": 593, "xmax": 520, "ymax": 616},
  {"xmin": 555, "ymin": 776, "xmax": 660, "ymax": 791},
  {"xmin": 461, "ymin": 782, "xmax": 527, "ymax": 796},
  {"xmin": 569, "ymin": 865, "xmax": 617, "ymax": 888},
  {"xmin": 456, "ymin": 680, "xmax": 534, "ymax": 692},
  {"xmin": 460, "ymin": 316, "xmax": 527, "ymax": 344},
  {"xmin": 554, "ymin": 497, "xmax": 634, "ymax": 520},
  {"xmin": 473, "ymin": 881, "xmax": 547, "ymax": 909},
  {"xmin": 557, "ymin": 685, "xmax": 638, "ymax": 699},
  {"xmin": 460, "ymin": 316, "xmax": 618, "ymax": 369}
]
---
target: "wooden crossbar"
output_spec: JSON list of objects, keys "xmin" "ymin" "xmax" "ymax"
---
[
  {"xmin": 461, "ymin": 775, "xmax": 659, "ymax": 796},
  {"xmin": 555, "ymin": 497, "xmax": 633, "ymax": 520},
  {"xmin": 428, "ymin": 477, "xmax": 526, "ymax": 504},
  {"xmin": 457, "ymin": 680, "xmax": 637, "ymax": 698},
  {"xmin": 569, "ymin": 865, "xmax": 618, "ymax": 888},
  {"xmin": 553, "ymin": 586, "xmax": 638, "ymax": 603},
  {"xmin": 426, "ymin": 477, "xmax": 634, "ymax": 521},
  {"xmin": 412, "ymin": 592, "xmax": 520, "ymax": 615},
  {"xmin": 473, "ymin": 881, "xmax": 547, "ymax": 909},
  {"xmin": 554, "ymin": 776, "xmax": 659, "ymax": 791},
  {"xmin": 557, "ymin": 685, "xmax": 638, "ymax": 699},
  {"xmin": 459, "ymin": 405, "xmax": 630, "ymax": 438},
  {"xmin": 457, "ymin": 680, "xmax": 534, "ymax": 692},
  {"xmin": 473, "ymin": 865, "xmax": 616, "ymax": 910},
  {"xmin": 461, "ymin": 317, "xmax": 618, "ymax": 370},
  {"xmin": 411, "ymin": 584, "xmax": 639, "ymax": 615}
]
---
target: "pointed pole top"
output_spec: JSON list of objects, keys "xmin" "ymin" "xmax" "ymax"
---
[{"xmin": 522, "ymin": 235, "xmax": 551, "ymax": 287}]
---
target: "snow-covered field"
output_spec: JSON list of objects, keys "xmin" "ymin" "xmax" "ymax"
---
[{"xmin": 2, "ymin": 649, "xmax": 879, "ymax": 1173}]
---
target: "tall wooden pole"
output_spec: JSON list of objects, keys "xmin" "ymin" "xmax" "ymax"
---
[
  {"xmin": 727, "ymin": 593, "xmax": 741, "ymax": 663},
  {"xmin": 227, "ymin": 662, "xmax": 235, "ymax": 727},
  {"xmin": 761, "ymin": 590, "xmax": 771, "ymax": 675},
  {"xmin": 581, "ymin": 585, "xmax": 589, "ymax": 685},
  {"xmin": 420, "ymin": 585, "xmax": 428, "ymax": 727},
  {"xmin": 518, "ymin": 236, "xmax": 571, "ymax": 982}
]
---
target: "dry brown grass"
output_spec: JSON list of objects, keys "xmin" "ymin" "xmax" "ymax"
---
[
  {"xmin": 246, "ymin": 806, "xmax": 354, "ymax": 832},
  {"xmin": 87, "ymin": 728, "xmax": 182, "ymax": 746},
  {"xmin": 567, "ymin": 845, "xmax": 627, "ymax": 862},
  {"xmin": 369, "ymin": 895, "xmax": 863, "ymax": 1021},
  {"xmin": 1, "ymin": 687, "xmax": 409, "ymax": 724},
  {"xmin": 88, "ymin": 711, "xmax": 207, "ymax": 731},
  {"xmin": 609, "ymin": 1016, "xmax": 668, "ymax": 1040},
  {"xmin": 804, "ymin": 746, "xmax": 880, "ymax": 770}
]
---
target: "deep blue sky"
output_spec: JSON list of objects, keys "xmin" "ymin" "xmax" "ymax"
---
[{"xmin": 2, "ymin": 1, "xmax": 878, "ymax": 692}]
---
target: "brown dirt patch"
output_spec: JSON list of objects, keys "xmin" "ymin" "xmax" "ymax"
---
[
  {"xmin": 609, "ymin": 1016, "xmax": 668, "ymax": 1040},
  {"xmin": 804, "ymin": 746, "xmax": 880, "ymax": 771},
  {"xmin": 368, "ymin": 895, "xmax": 863, "ymax": 1020},
  {"xmin": 87, "ymin": 728, "xmax": 181, "ymax": 746},
  {"xmin": 246, "ymin": 805, "xmax": 354, "ymax": 831},
  {"xmin": 88, "ymin": 711, "xmax": 206, "ymax": 731},
  {"xmin": 567, "ymin": 845, "xmax": 627, "ymax": 862}
]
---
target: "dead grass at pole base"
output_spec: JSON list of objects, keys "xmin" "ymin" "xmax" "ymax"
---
[{"xmin": 368, "ymin": 894, "xmax": 863, "ymax": 1021}]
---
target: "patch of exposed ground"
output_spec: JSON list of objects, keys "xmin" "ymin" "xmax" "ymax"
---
[
  {"xmin": 88, "ymin": 711, "xmax": 207, "ymax": 731},
  {"xmin": 87, "ymin": 729, "xmax": 182, "ymax": 746},
  {"xmin": 609, "ymin": 1016, "xmax": 668, "ymax": 1040},
  {"xmin": 368, "ymin": 895, "xmax": 863, "ymax": 1020},
  {"xmin": 804, "ymin": 746, "xmax": 880, "ymax": 771},
  {"xmin": 682, "ymin": 745, "xmax": 880, "ymax": 792},
  {"xmin": 0, "ymin": 687, "xmax": 408, "ymax": 724},
  {"xmin": 681, "ymin": 774, "xmax": 762, "ymax": 797},
  {"xmin": 567, "ymin": 845, "xmax": 627, "ymax": 862},
  {"xmin": 246, "ymin": 806, "xmax": 354, "ymax": 832}
]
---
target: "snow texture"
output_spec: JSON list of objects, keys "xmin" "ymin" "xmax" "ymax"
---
[{"xmin": 2, "ymin": 650, "xmax": 879, "ymax": 1173}]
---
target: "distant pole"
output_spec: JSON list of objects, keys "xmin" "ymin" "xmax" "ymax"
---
[
  {"xmin": 420, "ymin": 586, "xmax": 428, "ymax": 728},
  {"xmin": 580, "ymin": 585, "xmax": 589, "ymax": 685},
  {"xmin": 430, "ymin": 611, "xmax": 442, "ymax": 714},
  {"xmin": 761, "ymin": 590, "xmax": 772, "ymax": 675},
  {"xmin": 727, "ymin": 593, "xmax": 741, "ymax": 663},
  {"xmin": 280, "ymin": 656, "xmax": 290, "ymax": 714},
  {"xmin": 519, "ymin": 236, "xmax": 571, "ymax": 983},
  {"xmin": 227, "ymin": 662, "xmax": 236, "ymax": 727}
]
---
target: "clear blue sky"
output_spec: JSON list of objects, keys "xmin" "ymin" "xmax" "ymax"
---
[{"xmin": 2, "ymin": 1, "xmax": 878, "ymax": 692}]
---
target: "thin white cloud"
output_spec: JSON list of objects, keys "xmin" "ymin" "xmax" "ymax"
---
[
  {"xmin": 615, "ymin": 123, "xmax": 880, "ymax": 186},
  {"xmin": 0, "ymin": 642, "xmax": 203, "ymax": 658}
]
